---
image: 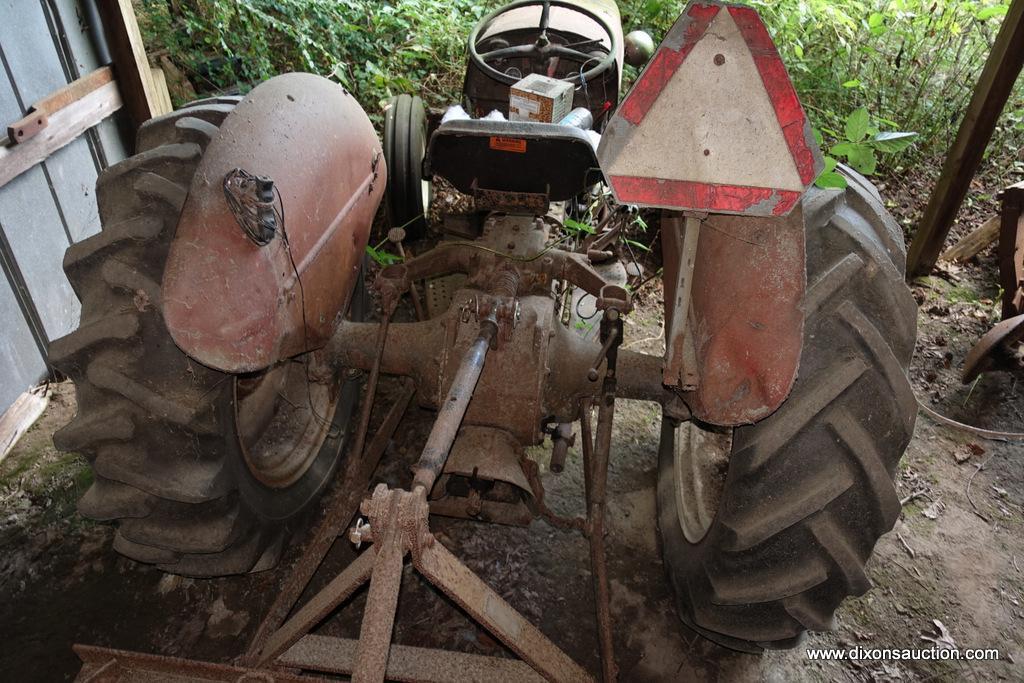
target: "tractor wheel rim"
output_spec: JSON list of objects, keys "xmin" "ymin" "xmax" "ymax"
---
[
  {"xmin": 419, "ymin": 135, "xmax": 431, "ymax": 213},
  {"xmin": 234, "ymin": 352, "xmax": 338, "ymax": 489},
  {"xmin": 673, "ymin": 421, "xmax": 732, "ymax": 544}
]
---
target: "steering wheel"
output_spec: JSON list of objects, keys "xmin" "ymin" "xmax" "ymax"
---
[{"xmin": 468, "ymin": 0, "xmax": 619, "ymax": 86}]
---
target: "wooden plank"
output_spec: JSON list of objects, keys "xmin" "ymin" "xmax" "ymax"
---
[
  {"xmin": 7, "ymin": 67, "xmax": 114, "ymax": 143},
  {"xmin": 0, "ymin": 80, "xmax": 122, "ymax": 190},
  {"xmin": 150, "ymin": 66, "xmax": 174, "ymax": 113},
  {"xmin": 0, "ymin": 0, "xmax": 107, "ymax": 243},
  {"xmin": 940, "ymin": 216, "xmax": 1001, "ymax": 262},
  {"xmin": 95, "ymin": 0, "xmax": 172, "ymax": 131},
  {"xmin": 906, "ymin": 0, "xmax": 1024, "ymax": 276},
  {"xmin": 0, "ymin": 386, "xmax": 49, "ymax": 464}
]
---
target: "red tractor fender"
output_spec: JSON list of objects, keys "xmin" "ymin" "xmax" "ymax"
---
[
  {"xmin": 597, "ymin": 0, "xmax": 823, "ymax": 425},
  {"xmin": 162, "ymin": 73, "xmax": 385, "ymax": 374},
  {"xmin": 663, "ymin": 209, "xmax": 806, "ymax": 426}
]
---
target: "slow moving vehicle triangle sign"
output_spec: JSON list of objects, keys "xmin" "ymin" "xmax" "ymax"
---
[{"xmin": 598, "ymin": 1, "xmax": 824, "ymax": 217}]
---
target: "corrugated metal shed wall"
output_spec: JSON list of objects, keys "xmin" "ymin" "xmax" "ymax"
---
[{"xmin": 0, "ymin": 0, "xmax": 128, "ymax": 414}]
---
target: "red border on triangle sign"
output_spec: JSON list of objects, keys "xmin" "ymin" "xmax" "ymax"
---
[{"xmin": 598, "ymin": 1, "xmax": 824, "ymax": 217}]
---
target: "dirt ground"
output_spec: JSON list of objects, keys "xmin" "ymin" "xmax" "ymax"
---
[{"xmin": 2, "ymin": 196, "xmax": 1023, "ymax": 681}]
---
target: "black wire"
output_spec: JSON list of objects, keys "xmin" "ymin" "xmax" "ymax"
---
[
  {"xmin": 575, "ymin": 292, "xmax": 599, "ymax": 321},
  {"xmin": 273, "ymin": 186, "xmax": 341, "ymax": 439}
]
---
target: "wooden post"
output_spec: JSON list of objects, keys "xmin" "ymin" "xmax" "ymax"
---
[
  {"xmin": 905, "ymin": 0, "xmax": 1024, "ymax": 277},
  {"xmin": 95, "ymin": 0, "xmax": 172, "ymax": 131}
]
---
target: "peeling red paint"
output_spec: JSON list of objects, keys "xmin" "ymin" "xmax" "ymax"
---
[
  {"xmin": 162, "ymin": 74, "xmax": 385, "ymax": 374},
  {"xmin": 727, "ymin": 6, "xmax": 819, "ymax": 185},
  {"xmin": 662, "ymin": 209, "xmax": 806, "ymax": 425},
  {"xmin": 609, "ymin": 176, "xmax": 801, "ymax": 216}
]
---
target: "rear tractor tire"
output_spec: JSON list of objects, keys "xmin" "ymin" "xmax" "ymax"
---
[
  {"xmin": 50, "ymin": 99, "xmax": 364, "ymax": 576},
  {"xmin": 658, "ymin": 168, "xmax": 918, "ymax": 650}
]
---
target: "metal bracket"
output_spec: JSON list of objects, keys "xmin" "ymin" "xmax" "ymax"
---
[{"xmin": 662, "ymin": 212, "xmax": 702, "ymax": 389}]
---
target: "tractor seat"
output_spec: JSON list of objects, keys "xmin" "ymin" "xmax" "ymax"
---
[{"xmin": 425, "ymin": 119, "xmax": 602, "ymax": 203}]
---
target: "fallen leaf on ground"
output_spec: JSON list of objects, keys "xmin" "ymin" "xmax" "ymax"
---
[
  {"xmin": 922, "ymin": 499, "xmax": 945, "ymax": 520},
  {"xmin": 921, "ymin": 619, "xmax": 956, "ymax": 649}
]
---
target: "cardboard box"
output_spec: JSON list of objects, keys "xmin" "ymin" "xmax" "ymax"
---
[{"xmin": 509, "ymin": 74, "xmax": 575, "ymax": 123}]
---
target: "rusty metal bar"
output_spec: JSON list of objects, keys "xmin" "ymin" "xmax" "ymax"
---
[
  {"xmin": 663, "ymin": 212, "xmax": 701, "ymax": 388},
  {"xmin": 256, "ymin": 547, "xmax": 378, "ymax": 664},
  {"xmin": 74, "ymin": 644, "xmax": 324, "ymax": 682},
  {"xmin": 587, "ymin": 327, "xmax": 620, "ymax": 382},
  {"xmin": 411, "ymin": 316, "xmax": 498, "ymax": 492},
  {"xmin": 388, "ymin": 228, "xmax": 427, "ymax": 321},
  {"xmin": 414, "ymin": 537, "xmax": 593, "ymax": 683},
  {"xmin": 280, "ymin": 634, "xmax": 546, "ymax": 682},
  {"xmin": 350, "ymin": 308, "xmax": 396, "ymax": 467},
  {"xmin": 353, "ymin": 495, "xmax": 408, "ymax": 682},
  {"xmin": 243, "ymin": 371, "xmax": 414, "ymax": 665},
  {"xmin": 585, "ymin": 311, "xmax": 620, "ymax": 683}
]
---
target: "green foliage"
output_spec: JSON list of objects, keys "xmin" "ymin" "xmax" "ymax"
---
[
  {"xmin": 142, "ymin": 0, "xmax": 1023, "ymax": 180},
  {"xmin": 563, "ymin": 217, "xmax": 596, "ymax": 235},
  {"xmin": 366, "ymin": 241, "xmax": 403, "ymax": 266},
  {"xmin": 816, "ymin": 107, "xmax": 918, "ymax": 188},
  {"xmin": 138, "ymin": 0, "xmax": 490, "ymax": 118}
]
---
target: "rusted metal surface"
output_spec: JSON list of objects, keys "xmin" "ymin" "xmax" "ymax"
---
[
  {"xmin": 431, "ymin": 426, "xmax": 534, "ymax": 524},
  {"xmin": 962, "ymin": 181, "xmax": 1024, "ymax": 382},
  {"xmin": 280, "ymin": 634, "xmax": 546, "ymax": 681},
  {"xmin": 584, "ymin": 313, "xmax": 620, "ymax": 683},
  {"xmin": 416, "ymin": 532, "xmax": 592, "ymax": 682},
  {"xmin": 353, "ymin": 494, "xmax": 407, "ymax": 682},
  {"xmin": 271, "ymin": 480, "xmax": 588, "ymax": 682},
  {"xmin": 329, "ymin": 308, "xmax": 666, "ymax": 440},
  {"xmin": 998, "ymin": 181, "xmax": 1024, "ymax": 319},
  {"xmin": 74, "ymin": 644, "xmax": 324, "ymax": 682},
  {"xmin": 664, "ymin": 208, "xmax": 806, "ymax": 426},
  {"xmin": 162, "ymin": 73, "xmax": 386, "ymax": 373},
  {"xmin": 257, "ymin": 547, "xmax": 379, "ymax": 664},
  {"xmin": 412, "ymin": 317, "xmax": 497, "ymax": 493},
  {"xmin": 243, "ymin": 377, "xmax": 415, "ymax": 665},
  {"xmin": 548, "ymin": 422, "xmax": 575, "ymax": 473},
  {"xmin": 662, "ymin": 213, "xmax": 701, "ymax": 389},
  {"xmin": 962, "ymin": 313, "xmax": 1024, "ymax": 382},
  {"xmin": 388, "ymin": 229, "xmax": 427, "ymax": 321}
]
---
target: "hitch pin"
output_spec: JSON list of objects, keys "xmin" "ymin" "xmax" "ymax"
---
[{"xmin": 587, "ymin": 326, "xmax": 620, "ymax": 381}]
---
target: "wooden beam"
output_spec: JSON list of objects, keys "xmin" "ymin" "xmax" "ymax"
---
[
  {"xmin": 0, "ymin": 387, "xmax": 49, "ymax": 464},
  {"xmin": 906, "ymin": 0, "xmax": 1024, "ymax": 277},
  {"xmin": 940, "ymin": 215, "xmax": 1000, "ymax": 262},
  {"xmin": 0, "ymin": 80, "xmax": 122, "ymax": 189},
  {"xmin": 95, "ymin": 0, "xmax": 172, "ymax": 131},
  {"xmin": 7, "ymin": 66, "xmax": 114, "ymax": 144}
]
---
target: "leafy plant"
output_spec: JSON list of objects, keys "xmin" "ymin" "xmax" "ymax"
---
[
  {"xmin": 816, "ymin": 107, "xmax": 918, "ymax": 188},
  {"xmin": 138, "ymin": 0, "xmax": 490, "ymax": 120},
  {"xmin": 563, "ymin": 217, "xmax": 595, "ymax": 235},
  {"xmin": 365, "ymin": 241, "xmax": 403, "ymax": 266}
]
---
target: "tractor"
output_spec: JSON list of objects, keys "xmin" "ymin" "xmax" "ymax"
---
[{"xmin": 55, "ymin": 0, "xmax": 918, "ymax": 680}]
